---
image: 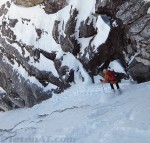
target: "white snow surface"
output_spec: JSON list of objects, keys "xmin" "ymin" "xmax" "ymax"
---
[
  {"xmin": 0, "ymin": 81, "xmax": 150, "ymax": 143},
  {"xmin": 144, "ymin": 0, "xmax": 150, "ymax": 2},
  {"xmin": 109, "ymin": 60, "xmax": 126, "ymax": 73},
  {"xmin": 91, "ymin": 16, "xmax": 110, "ymax": 50},
  {"xmin": 0, "ymin": 0, "xmax": 9, "ymax": 6},
  {"xmin": 148, "ymin": 7, "xmax": 150, "ymax": 14}
]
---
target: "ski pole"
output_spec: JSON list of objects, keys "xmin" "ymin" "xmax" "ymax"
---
[
  {"xmin": 100, "ymin": 80, "xmax": 106, "ymax": 94},
  {"xmin": 101, "ymin": 82, "xmax": 106, "ymax": 94}
]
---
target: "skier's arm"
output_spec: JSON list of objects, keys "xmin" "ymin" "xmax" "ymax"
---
[{"xmin": 102, "ymin": 75, "xmax": 109, "ymax": 83}]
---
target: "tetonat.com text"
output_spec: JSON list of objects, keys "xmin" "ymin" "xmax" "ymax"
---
[{"xmin": 2, "ymin": 136, "xmax": 76, "ymax": 143}]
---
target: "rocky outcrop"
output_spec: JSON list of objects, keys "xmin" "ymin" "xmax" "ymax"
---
[
  {"xmin": 15, "ymin": 0, "xmax": 68, "ymax": 14},
  {"xmin": 43, "ymin": 0, "xmax": 68, "ymax": 14},
  {"xmin": 53, "ymin": 8, "xmax": 81, "ymax": 56},
  {"xmin": 51, "ymin": 0, "xmax": 149, "ymax": 82},
  {"xmin": 79, "ymin": 17, "xmax": 97, "ymax": 38},
  {"xmin": 94, "ymin": 0, "xmax": 150, "ymax": 82},
  {"xmin": 15, "ymin": 0, "xmax": 45, "ymax": 7}
]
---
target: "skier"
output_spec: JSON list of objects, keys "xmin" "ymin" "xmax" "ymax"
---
[{"xmin": 100, "ymin": 69, "xmax": 121, "ymax": 93}]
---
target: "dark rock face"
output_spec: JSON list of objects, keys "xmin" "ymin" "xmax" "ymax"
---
[
  {"xmin": 55, "ymin": 9, "xmax": 81, "ymax": 56},
  {"xmin": 79, "ymin": 17, "xmax": 97, "ymax": 38},
  {"xmin": 51, "ymin": 0, "xmax": 149, "ymax": 83},
  {"xmin": 0, "ymin": 32, "xmax": 70, "ymax": 111},
  {"xmin": 0, "ymin": 3, "xmax": 8, "ymax": 16},
  {"xmin": 43, "ymin": 0, "xmax": 68, "ymax": 14},
  {"xmin": 0, "ymin": 36, "xmax": 55, "ymax": 108},
  {"xmin": 128, "ymin": 58, "xmax": 150, "ymax": 83},
  {"xmin": 86, "ymin": 24, "xmax": 127, "ymax": 75},
  {"xmin": 15, "ymin": 0, "xmax": 45, "ymax": 7},
  {"xmin": 15, "ymin": 0, "xmax": 68, "ymax": 14},
  {"xmin": 64, "ymin": 9, "xmax": 78, "ymax": 36},
  {"xmin": 52, "ymin": 20, "xmax": 60, "ymax": 44},
  {"xmin": 8, "ymin": 19, "xmax": 18, "ymax": 28},
  {"xmin": 94, "ymin": 0, "xmax": 150, "ymax": 82}
]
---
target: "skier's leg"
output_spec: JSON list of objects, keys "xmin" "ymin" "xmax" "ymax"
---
[
  {"xmin": 110, "ymin": 83, "xmax": 114, "ymax": 89},
  {"xmin": 110, "ymin": 83, "xmax": 115, "ymax": 93},
  {"xmin": 116, "ymin": 82, "xmax": 120, "ymax": 89},
  {"xmin": 116, "ymin": 82, "xmax": 121, "ymax": 93}
]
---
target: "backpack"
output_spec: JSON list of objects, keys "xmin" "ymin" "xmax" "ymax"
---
[{"xmin": 107, "ymin": 70, "xmax": 117, "ymax": 83}]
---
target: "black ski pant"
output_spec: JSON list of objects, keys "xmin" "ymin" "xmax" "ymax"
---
[{"xmin": 110, "ymin": 82, "xmax": 120, "ymax": 90}]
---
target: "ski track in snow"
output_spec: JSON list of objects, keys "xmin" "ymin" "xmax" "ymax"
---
[{"xmin": 0, "ymin": 81, "xmax": 150, "ymax": 143}]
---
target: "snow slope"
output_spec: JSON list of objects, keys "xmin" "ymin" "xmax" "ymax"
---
[{"xmin": 0, "ymin": 81, "xmax": 150, "ymax": 143}]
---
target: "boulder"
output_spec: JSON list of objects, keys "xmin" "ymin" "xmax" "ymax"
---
[{"xmin": 15, "ymin": 0, "xmax": 44, "ymax": 7}]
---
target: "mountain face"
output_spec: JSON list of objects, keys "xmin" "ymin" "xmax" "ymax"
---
[
  {"xmin": 0, "ymin": 0, "xmax": 149, "ymax": 111},
  {"xmin": 95, "ymin": 0, "xmax": 150, "ymax": 83}
]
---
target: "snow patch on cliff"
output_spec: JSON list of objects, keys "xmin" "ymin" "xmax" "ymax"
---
[
  {"xmin": 91, "ymin": 16, "xmax": 110, "ymax": 50},
  {"xmin": 147, "ymin": 7, "xmax": 150, "ymax": 14}
]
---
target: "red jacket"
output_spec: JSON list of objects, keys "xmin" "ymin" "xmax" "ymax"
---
[{"xmin": 102, "ymin": 70, "xmax": 117, "ymax": 84}]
